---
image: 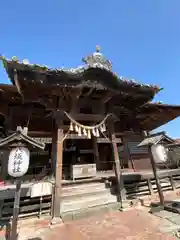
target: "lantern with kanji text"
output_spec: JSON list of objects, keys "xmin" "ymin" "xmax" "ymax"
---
[
  {"xmin": 0, "ymin": 126, "xmax": 45, "ymax": 240},
  {"xmin": 0, "ymin": 126, "xmax": 45, "ymax": 178}
]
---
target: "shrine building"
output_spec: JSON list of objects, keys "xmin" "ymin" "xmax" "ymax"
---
[{"xmin": 0, "ymin": 47, "xmax": 180, "ymax": 219}]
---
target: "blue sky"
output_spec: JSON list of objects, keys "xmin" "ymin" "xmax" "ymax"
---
[{"xmin": 0, "ymin": 0, "xmax": 180, "ymax": 137}]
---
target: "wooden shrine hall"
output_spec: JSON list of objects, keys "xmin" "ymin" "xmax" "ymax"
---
[{"xmin": 0, "ymin": 47, "xmax": 180, "ymax": 218}]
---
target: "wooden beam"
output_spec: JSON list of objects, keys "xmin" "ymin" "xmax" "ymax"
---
[
  {"xmin": 24, "ymin": 131, "xmax": 52, "ymax": 137},
  {"xmin": 97, "ymin": 138, "xmax": 121, "ymax": 143},
  {"xmin": 115, "ymin": 131, "xmax": 144, "ymax": 136},
  {"xmin": 62, "ymin": 112, "xmax": 107, "ymax": 121}
]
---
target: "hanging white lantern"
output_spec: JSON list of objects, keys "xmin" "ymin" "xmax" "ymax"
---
[
  {"xmin": 151, "ymin": 144, "xmax": 168, "ymax": 163},
  {"xmin": 70, "ymin": 122, "xmax": 73, "ymax": 131},
  {"xmin": 8, "ymin": 147, "xmax": 30, "ymax": 178}
]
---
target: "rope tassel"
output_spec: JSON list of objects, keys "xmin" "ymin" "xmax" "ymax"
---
[
  {"xmin": 70, "ymin": 122, "xmax": 73, "ymax": 131},
  {"xmin": 78, "ymin": 127, "xmax": 82, "ymax": 136}
]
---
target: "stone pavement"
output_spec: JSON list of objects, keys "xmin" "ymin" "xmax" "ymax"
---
[
  {"xmin": 152, "ymin": 209, "xmax": 180, "ymax": 237},
  {"xmin": 16, "ymin": 209, "xmax": 176, "ymax": 240},
  {"xmin": 1, "ymin": 189, "xmax": 180, "ymax": 239}
]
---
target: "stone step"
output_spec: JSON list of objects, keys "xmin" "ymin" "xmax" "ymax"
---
[
  {"xmin": 61, "ymin": 192, "xmax": 117, "ymax": 213},
  {"xmin": 62, "ymin": 182, "xmax": 112, "ymax": 199},
  {"xmin": 62, "ymin": 190, "xmax": 116, "ymax": 205},
  {"xmin": 62, "ymin": 187, "xmax": 113, "ymax": 200},
  {"xmin": 159, "ymin": 223, "xmax": 180, "ymax": 233},
  {"xmin": 62, "ymin": 181, "xmax": 111, "ymax": 192},
  {"xmin": 61, "ymin": 202, "xmax": 121, "ymax": 222}
]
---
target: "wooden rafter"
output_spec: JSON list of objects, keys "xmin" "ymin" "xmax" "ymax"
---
[{"xmin": 13, "ymin": 70, "xmax": 24, "ymax": 100}]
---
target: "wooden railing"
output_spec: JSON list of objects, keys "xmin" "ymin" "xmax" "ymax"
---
[{"xmin": 123, "ymin": 169, "xmax": 180, "ymax": 199}]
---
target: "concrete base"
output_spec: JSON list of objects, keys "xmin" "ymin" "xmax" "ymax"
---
[
  {"xmin": 50, "ymin": 217, "xmax": 63, "ymax": 226},
  {"xmin": 61, "ymin": 202, "xmax": 121, "ymax": 222}
]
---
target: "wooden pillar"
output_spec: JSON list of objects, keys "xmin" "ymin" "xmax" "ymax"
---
[
  {"xmin": 93, "ymin": 137, "xmax": 99, "ymax": 171},
  {"xmin": 51, "ymin": 123, "xmax": 64, "ymax": 220},
  {"xmin": 51, "ymin": 130, "xmax": 57, "ymax": 176},
  {"xmin": 122, "ymin": 137, "xmax": 129, "ymax": 169},
  {"xmin": 108, "ymin": 119, "xmax": 126, "ymax": 205},
  {"xmin": 145, "ymin": 131, "xmax": 165, "ymax": 206},
  {"xmin": 149, "ymin": 148, "xmax": 164, "ymax": 205}
]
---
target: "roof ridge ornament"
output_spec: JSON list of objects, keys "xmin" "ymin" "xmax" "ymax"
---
[
  {"xmin": 82, "ymin": 45, "xmax": 112, "ymax": 72},
  {"xmin": 96, "ymin": 45, "xmax": 101, "ymax": 53}
]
